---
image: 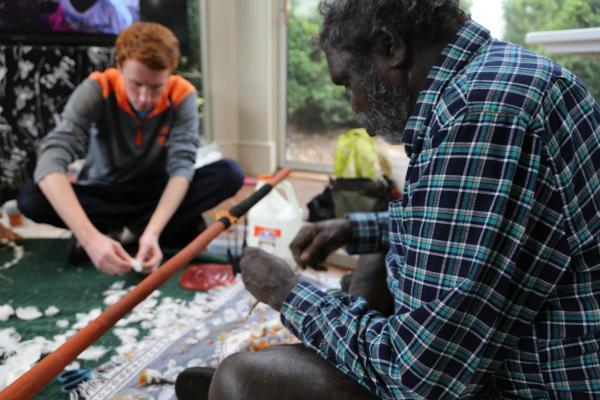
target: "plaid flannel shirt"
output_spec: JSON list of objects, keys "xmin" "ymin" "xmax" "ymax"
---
[{"xmin": 281, "ymin": 21, "xmax": 600, "ymax": 399}]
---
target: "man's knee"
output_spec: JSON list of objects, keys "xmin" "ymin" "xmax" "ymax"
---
[
  {"xmin": 350, "ymin": 252, "xmax": 394, "ymax": 315},
  {"xmin": 218, "ymin": 158, "xmax": 244, "ymax": 195},
  {"xmin": 209, "ymin": 344, "xmax": 378, "ymax": 400},
  {"xmin": 209, "ymin": 351, "xmax": 256, "ymax": 400},
  {"xmin": 191, "ymin": 158, "xmax": 244, "ymax": 199},
  {"xmin": 16, "ymin": 181, "xmax": 47, "ymax": 222}
]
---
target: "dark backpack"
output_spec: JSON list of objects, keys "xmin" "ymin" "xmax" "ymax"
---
[{"xmin": 307, "ymin": 176, "xmax": 400, "ymax": 222}]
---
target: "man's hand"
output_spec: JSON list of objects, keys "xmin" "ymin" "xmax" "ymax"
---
[
  {"xmin": 240, "ymin": 247, "xmax": 299, "ymax": 312},
  {"xmin": 135, "ymin": 231, "xmax": 163, "ymax": 273},
  {"xmin": 82, "ymin": 232, "xmax": 132, "ymax": 275},
  {"xmin": 290, "ymin": 218, "xmax": 353, "ymax": 269}
]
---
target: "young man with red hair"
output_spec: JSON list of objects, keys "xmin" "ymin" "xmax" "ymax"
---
[{"xmin": 18, "ymin": 22, "xmax": 243, "ymax": 275}]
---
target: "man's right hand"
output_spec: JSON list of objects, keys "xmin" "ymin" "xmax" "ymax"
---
[
  {"xmin": 290, "ymin": 218, "xmax": 353, "ymax": 269},
  {"xmin": 38, "ymin": 173, "xmax": 132, "ymax": 275},
  {"xmin": 81, "ymin": 232, "xmax": 133, "ymax": 275}
]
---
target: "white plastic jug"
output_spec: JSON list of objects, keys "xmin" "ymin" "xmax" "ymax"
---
[{"xmin": 246, "ymin": 180, "xmax": 303, "ymax": 264}]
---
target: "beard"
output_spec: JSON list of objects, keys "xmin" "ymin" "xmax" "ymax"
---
[{"xmin": 356, "ymin": 66, "xmax": 411, "ymax": 145}]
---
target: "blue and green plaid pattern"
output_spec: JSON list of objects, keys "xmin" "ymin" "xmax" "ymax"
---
[{"xmin": 281, "ymin": 21, "xmax": 600, "ymax": 399}]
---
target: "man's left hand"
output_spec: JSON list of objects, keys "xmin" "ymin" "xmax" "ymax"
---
[{"xmin": 240, "ymin": 247, "xmax": 299, "ymax": 311}]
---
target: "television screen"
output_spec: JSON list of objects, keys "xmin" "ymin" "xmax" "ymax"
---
[
  {"xmin": 0, "ymin": 1, "xmax": 139, "ymax": 34},
  {"xmin": 0, "ymin": 1, "xmax": 188, "ymax": 47}
]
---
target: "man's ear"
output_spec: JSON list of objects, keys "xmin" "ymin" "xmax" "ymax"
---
[{"xmin": 380, "ymin": 27, "xmax": 408, "ymax": 68}]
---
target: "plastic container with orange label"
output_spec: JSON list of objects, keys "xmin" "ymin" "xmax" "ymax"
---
[
  {"xmin": 246, "ymin": 180, "xmax": 303, "ymax": 264},
  {"xmin": 3, "ymin": 200, "xmax": 23, "ymax": 227}
]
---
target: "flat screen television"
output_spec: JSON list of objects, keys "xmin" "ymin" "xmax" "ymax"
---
[{"xmin": 0, "ymin": 0, "xmax": 189, "ymax": 48}]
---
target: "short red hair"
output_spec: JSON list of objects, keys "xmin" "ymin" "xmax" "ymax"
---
[{"xmin": 115, "ymin": 22, "xmax": 180, "ymax": 71}]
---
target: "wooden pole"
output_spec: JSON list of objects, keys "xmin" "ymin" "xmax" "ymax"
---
[{"xmin": 0, "ymin": 168, "xmax": 292, "ymax": 400}]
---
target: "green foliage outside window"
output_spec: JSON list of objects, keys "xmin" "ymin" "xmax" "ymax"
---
[
  {"xmin": 504, "ymin": 0, "xmax": 600, "ymax": 101},
  {"xmin": 287, "ymin": 12, "xmax": 355, "ymax": 130},
  {"xmin": 178, "ymin": 0, "xmax": 205, "ymax": 131}
]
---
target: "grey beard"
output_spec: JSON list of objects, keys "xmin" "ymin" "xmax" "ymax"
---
[
  {"xmin": 357, "ymin": 68, "xmax": 411, "ymax": 145},
  {"xmin": 356, "ymin": 110, "xmax": 407, "ymax": 145}
]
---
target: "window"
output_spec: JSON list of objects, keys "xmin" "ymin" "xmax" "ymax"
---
[
  {"xmin": 178, "ymin": 0, "xmax": 205, "ymax": 137},
  {"xmin": 281, "ymin": 0, "xmax": 409, "ymax": 188},
  {"xmin": 283, "ymin": 0, "xmax": 357, "ymax": 171}
]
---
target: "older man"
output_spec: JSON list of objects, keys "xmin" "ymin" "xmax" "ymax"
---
[{"xmin": 204, "ymin": 1, "xmax": 600, "ymax": 399}]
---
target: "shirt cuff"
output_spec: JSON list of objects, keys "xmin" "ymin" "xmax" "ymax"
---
[
  {"xmin": 168, "ymin": 167, "xmax": 195, "ymax": 182},
  {"xmin": 33, "ymin": 149, "xmax": 71, "ymax": 183},
  {"xmin": 344, "ymin": 212, "xmax": 387, "ymax": 254},
  {"xmin": 280, "ymin": 280, "xmax": 330, "ymax": 340}
]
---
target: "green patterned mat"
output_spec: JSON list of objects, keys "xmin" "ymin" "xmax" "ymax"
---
[{"xmin": 0, "ymin": 239, "xmax": 226, "ymax": 400}]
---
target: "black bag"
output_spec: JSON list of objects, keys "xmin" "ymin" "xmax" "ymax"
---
[{"xmin": 307, "ymin": 176, "xmax": 400, "ymax": 222}]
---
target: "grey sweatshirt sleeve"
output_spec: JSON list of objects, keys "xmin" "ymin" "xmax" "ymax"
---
[
  {"xmin": 34, "ymin": 79, "xmax": 103, "ymax": 183},
  {"xmin": 165, "ymin": 92, "xmax": 200, "ymax": 181}
]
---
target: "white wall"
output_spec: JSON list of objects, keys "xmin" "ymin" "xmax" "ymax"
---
[
  {"xmin": 202, "ymin": 0, "xmax": 283, "ymax": 175},
  {"xmin": 525, "ymin": 27, "xmax": 600, "ymax": 55}
]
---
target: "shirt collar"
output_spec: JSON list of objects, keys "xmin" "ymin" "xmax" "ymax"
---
[{"xmin": 402, "ymin": 20, "xmax": 492, "ymax": 156}]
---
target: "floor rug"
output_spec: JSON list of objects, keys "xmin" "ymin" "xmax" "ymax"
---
[{"xmin": 0, "ymin": 239, "xmax": 338, "ymax": 400}]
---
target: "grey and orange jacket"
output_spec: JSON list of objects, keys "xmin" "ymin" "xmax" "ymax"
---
[{"xmin": 34, "ymin": 68, "xmax": 199, "ymax": 185}]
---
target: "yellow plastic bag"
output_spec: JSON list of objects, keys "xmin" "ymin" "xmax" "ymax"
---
[{"xmin": 334, "ymin": 128, "xmax": 390, "ymax": 180}]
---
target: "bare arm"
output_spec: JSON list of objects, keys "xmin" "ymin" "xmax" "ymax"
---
[
  {"xmin": 135, "ymin": 176, "xmax": 191, "ymax": 272},
  {"xmin": 38, "ymin": 172, "xmax": 132, "ymax": 275}
]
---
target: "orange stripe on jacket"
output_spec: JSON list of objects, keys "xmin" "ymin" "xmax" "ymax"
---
[
  {"xmin": 148, "ymin": 75, "xmax": 196, "ymax": 119},
  {"xmin": 89, "ymin": 70, "xmax": 195, "ymax": 121},
  {"xmin": 89, "ymin": 68, "xmax": 137, "ymax": 118}
]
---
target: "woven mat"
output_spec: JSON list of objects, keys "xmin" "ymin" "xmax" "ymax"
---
[
  {"xmin": 0, "ymin": 239, "xmax": 229, "ymax": 399},
  {"xmin": 0, "ymin": 239, "xmax": 338, "ymax": 400},
  {"xmin": 79, "ymin": 279, "xmax": 294, "ymax": 400}
]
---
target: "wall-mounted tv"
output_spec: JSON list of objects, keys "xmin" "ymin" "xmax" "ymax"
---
[{"xmin": 0, "ymin": 0, "xmax": 189, "ymax": 48}]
